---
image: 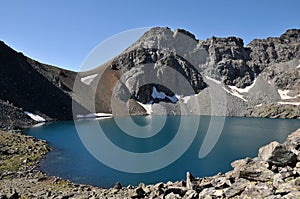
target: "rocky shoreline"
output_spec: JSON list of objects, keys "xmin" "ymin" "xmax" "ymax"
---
[{"xmin": 1, "ymin": 128, "xmax": 300, "ymax": 198}]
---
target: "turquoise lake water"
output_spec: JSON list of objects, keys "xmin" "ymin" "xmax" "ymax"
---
[{"xmin": 23, "ymin": 116, "xmax": 300, "ymax": 188}]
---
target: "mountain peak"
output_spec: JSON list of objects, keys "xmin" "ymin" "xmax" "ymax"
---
[{"xmin": 174, "ymin": 28, "xmax": 197, "ymax": 41}]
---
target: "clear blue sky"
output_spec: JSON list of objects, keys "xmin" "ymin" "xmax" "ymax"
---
[{"xmin": 1, "ymin": 0, "xmax": 299, "ymax": 71}]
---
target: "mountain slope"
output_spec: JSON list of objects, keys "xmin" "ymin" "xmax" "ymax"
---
[
  {"xmin": 0, "ymin": 41, "xmax": 87, "ymax": 130},
  {"xmin": 76, "ymin": 27, "xmax": 299, "ymax": 118}
]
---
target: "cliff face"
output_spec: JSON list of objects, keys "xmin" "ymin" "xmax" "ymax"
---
[
  {"xmin": 78, "ymin": 27, "xmax": 299, "ymax": 117},
  {"xmin": 0, "ymin": 27, "xmax": 299, "ymax": 128}
]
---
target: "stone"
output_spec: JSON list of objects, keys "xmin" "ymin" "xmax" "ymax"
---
[
  {"xmin": 224, "ymin": 178, "xmax": 248, "ymax": 198},
  {"xmin": 131, "ymin": 187, "xmax": 145, "ymax": 198},
  {"xmin": 258, "ymin": 141, "xmax": 297, "ymax": 167},
  {"xmin": 275, "ymin": 179, "xmax": 299, "ymax": 195},
  {"xmin": 286, "ymin": 129, "xmax": 300, "ymax": 148},
  {"xmin": 198, "ymin": 187, "xmax": 225, "ymax": 198},
  {"xmin": 211, "ymin": 176, "xmax": 231, "ymax": 189},
  {"xmin": 113, "ymin": 182, "xmax": 122, "ymax": 190},
  {"xmin": 186, "ymin": 171, "xmax": 195, "ymax": 189},
  {"xmin": 198, "ymin": 188, "xmax": 215, "ymax": 198},
  {"xmin": 164, "ymin": 192, "xmax": 181, "ymax": 199},
  {"xmin": 278, "ymin": 166, "xmax": 295, "ymax": 179},
  {"xmin": 184, "ymin": 189, "xmax": 198, "ymax": 199},
  {"xmin": 273, "ymin": 173, "xmax": 284, "ymax": 189},
  {"xmin": 164, "ymin": 187, "xmax": 187, "ymax": 198},
  {"xmin": 231, "ymin": 158, "xmax": 252, "ymax": 169},
  {"xmin": 0, "ymin": 195, "xmax": 8, "ymax": 199},
  {"xmin": 240, "ymin": 182, "xmax": 274, "ymax": 198},
  {"xmin": 8, "ymin": 192, "xmax": 19, "ymax": 199},
  {"xmin": 239, "ymin": 160, "xmax": 274, "ymax": 182},
  {"xmin": 283, "ymin": 191, "xmax": 300, "ymax": 199}
]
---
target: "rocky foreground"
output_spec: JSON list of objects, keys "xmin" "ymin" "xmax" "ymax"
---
[{"xmin": 1, "ymin": 129, "xmax": 300, "ymax": 198}]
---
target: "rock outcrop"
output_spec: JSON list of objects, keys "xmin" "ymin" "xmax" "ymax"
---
[{"xmin": 116, "ymin": 27, "xmax": 300, "ymax": 117}]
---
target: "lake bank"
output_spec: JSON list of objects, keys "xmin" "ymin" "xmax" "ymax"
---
[{"xmin": 1, "ymin": 127, "xmax": 300, "ymax": 198}]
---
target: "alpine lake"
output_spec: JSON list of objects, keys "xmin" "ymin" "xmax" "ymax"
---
[{"xmin": 23, "ymin": 116, "xmax": 300, "ymax": 188}]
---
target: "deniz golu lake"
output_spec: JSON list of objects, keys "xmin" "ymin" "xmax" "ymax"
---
[{"xmin": 23, "ymin": 116, "xmax": 300, "ymax": 188}]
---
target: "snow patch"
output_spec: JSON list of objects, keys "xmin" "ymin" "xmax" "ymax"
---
[
  {"xmin": 182, "ymin": 96, "xmax": 191, "ymax": 103},
  {"xmin": 278, "ymin": 89, "xmax": 298, "ymax": 100},
  {"xmin": 77, "ymin": 113, "xmax": 112, "ymax": 119},
  {"xmin": 297, "ymin": 64, "xmax": 300, "ymax": 69},
  {"xmin": 137, "ymin": 102, "xmax": 153, "ymax": 114},
  {"xmin": 32, "ymin": 122, "xmax": 46, "ymax": 128},
  {"xmin": 152, "ymin": 87, "xmax": 166, "ymax": 99},
  {"xmin": 205, "ymin": 76, "xmax": 221, "ymax": 85},
  {"xmin": 24, "ymin": 111, "xmax": 46, "ymax": 122},
  {"xmin": 278, "ymin": 102, "xmax": 300, "ymax": 106},
  {"xmin": 256, "ymin": 104, "xmax": 263, "ymax": 107},
  {"xmin": 167, "ymin": 95, "xmax": 178, "ymax": 103},
  {"xmin": 228, "ymin": 79, "xmax": 256, "ymax": 93},
  {"xmin": 81, "ymin": 74, "xmax": 98, "ymax": 85},
  {"xmin": 151, "ymin": 87, "xmax": 178, "ymax": 103},
  {"xmin": 223, "ymin": 87, "xmax": 248, "ymax": 102}
]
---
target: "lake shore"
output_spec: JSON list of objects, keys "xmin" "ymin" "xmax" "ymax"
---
[{"xmin": 1, "ymin": 128, "xmax": 300, "ymax": 198}]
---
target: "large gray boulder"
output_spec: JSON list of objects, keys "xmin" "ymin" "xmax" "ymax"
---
[{"xmin": 258, "ymin": 141, "xmax": 297, "ymax": 167}]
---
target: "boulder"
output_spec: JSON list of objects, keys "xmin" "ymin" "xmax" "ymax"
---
[
  {"xmin": 163, "ymin": 187, "xmax": 187, "ymax": 198},
  {"xmin": 239, "ymin": 160, "xmax": 274, "ymax": 182},
  {"xmin": 113, "ymin": 182, "xmax": 122, "ymax": 190},
  {"xmin": 258, "ymin": 141, "xmax": 297, "ymax": 167},
  {"xmin": 240, "ymin": 182, "xmax": 274, "ymax": 198},
  {"xmin": 224, "ymin": 178, "xmax": 248, "ymax": 198}
]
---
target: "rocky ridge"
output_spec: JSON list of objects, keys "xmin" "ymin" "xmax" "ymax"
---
[
  {"xmin": 0, "ymin": 41, "xmax": 88, "ymax": 131},
  {"xmin": 108, "ymin": 27, "xmax": 300, "ymax": 117},
  {"xmin": 1, "ymin": 128, "xmax": 300, "ymax": 198},
  {"xmin": 0, "ymin": 28, "xmax": 299, "ymax": 126}
]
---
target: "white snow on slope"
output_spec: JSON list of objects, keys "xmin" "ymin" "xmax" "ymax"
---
[
  {"xmin": 278, "ymin": 89, "xmax": 298, "ymax": 100},
  {"xmin": 137, "ymin": 102, "xmax": 153, "ymax": 114},
  {"xmin": 278, "ymin": 102, "xmax": 300, "ymax": 106},
  {"xmin": 24, "ymin": 111, "xmax": 46, "ymax": 122},
  {"xmin": 223, "ymin": 87, "xmax": 248, "ymax": 102},
  {"xmin": 228, "ymin": 79, "xmax": 257, "ymax": 93},
  {"xmin": 182, "ymin": 96, "xmax": 191, "ymax": 103},
  {"xmin": 152, "ymin": 87, "xmax": 178, "ymax": 103},
  {"xmin": 297, "ymin": 63, "xmax": 300, "ymax": 69},
  {"xmin": 167, "ymin": 95, "xmax": 178, "ymax": 103},
  {"xmin": 152, "ymin": 87, "xmax": 166, "ymax": 99},
  {"xmin": 81, "ymin": 74, "xmax": 98, "ymax": 85},
  {"xmin": 76, "ymin": 113, "xmax": 112, "ymax": 119},
  {"xmin": 205, "ymin": 76, "xmax": 221, "ymax": 85},
  {"xmin": 204, "ymin": 75, "xmax": 248, "ymax": 102},
  {"xmin": 256, "ymin": 104, "xmax": 263, "ymax": 107}
]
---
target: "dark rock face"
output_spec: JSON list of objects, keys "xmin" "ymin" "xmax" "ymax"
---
[
  {"xmin": 0, "ymin": 99, "xmax": 35, "ymax": 131},
  {"xmin": 129, "ymin": 27, "xmax": 300, "ymax": 89},
  {"xmin": 124, "ymin": 27, "xmax": 300, "ymax": 117},
  {"xmin": 110, "ymin": 48, "xmax": 207, "ymax": 104},
  {"xmin": 248, "ymin": 29, "xmax": 300, "ymax": 70},
  {"xmin": 200, "ymin": 36, "xmax": 254, "ymax": 88},
  {"xmin": 0, "ymin": 41, "xmax": 87, "ymax": 130}
]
